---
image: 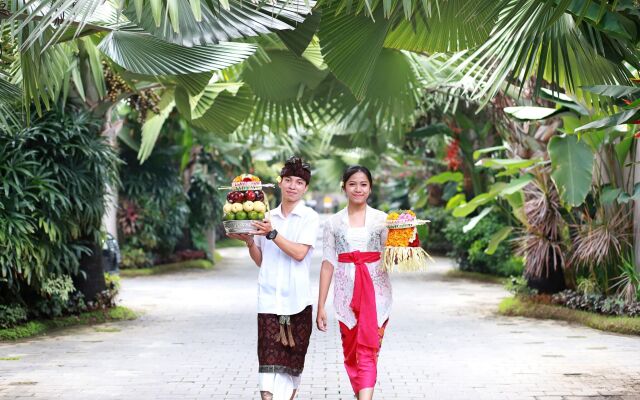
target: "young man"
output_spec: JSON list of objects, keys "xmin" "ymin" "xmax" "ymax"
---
[{"xmin": 227, "ymin": 156, "xmax": 320, "ymax": 400}]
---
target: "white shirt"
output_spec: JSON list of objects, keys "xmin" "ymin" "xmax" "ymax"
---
[{"xmin": 255, "ymin": 201, "xmax": 320, "ymax": 316}]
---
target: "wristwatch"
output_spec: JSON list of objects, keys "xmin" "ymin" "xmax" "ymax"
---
[{"xmin": 266, "ymin": 229, "xmax": 278, "ymax": 240}]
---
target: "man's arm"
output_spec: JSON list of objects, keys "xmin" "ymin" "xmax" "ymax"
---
[
  {"xmin": 272, "ymin": 234, "xmax": 311, "ymax": 262},
  {"xmin": 251, "ymin": 218, "xmax": 315, "ymax": 262},
  {"xmin": 226, "ymin": 233, "xmax": 262, "ymax": 266}
]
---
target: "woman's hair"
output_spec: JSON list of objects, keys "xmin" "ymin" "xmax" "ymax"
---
[
  {"xmin": 341, "ymin": 165, "xmax": 373, "ymax": 189},
  {"xmin": 280, "ymin": 156, "xmax": 311, "ymax": 185}
]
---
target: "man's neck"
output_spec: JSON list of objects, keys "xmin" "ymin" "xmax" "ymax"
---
[{"xmin": 280, "ymin": 199, "xmax": 301, "ymax": 218}]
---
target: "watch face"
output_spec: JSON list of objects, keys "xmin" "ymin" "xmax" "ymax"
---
[{"xmin": 267, "ymin": 230, "xmax": 277, "ymax": 240}]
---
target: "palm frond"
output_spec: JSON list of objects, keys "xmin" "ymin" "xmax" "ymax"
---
[
  {"xmin": 122, "ymin": 0, "xmax": 314, "ymax": 47},
  {"xmin": 455, "ymin": 0, "xmax": 634, "ymax": 108},
  {"xmin": 97, "ymin": 31, "xmax": 257, "ymax": 75}
]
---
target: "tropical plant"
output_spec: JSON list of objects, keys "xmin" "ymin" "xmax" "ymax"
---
[
  {"xmin": 611, "ymin": 254, "xmax": 640, "ymax": 304},
  {"xmin": 0, "ymin": 106, "xmax": 118, "ymax": 306}
]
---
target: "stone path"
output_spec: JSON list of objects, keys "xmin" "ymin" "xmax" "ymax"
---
[{"xmin": 1, "ymin": 246, "xmax": 640, "ymax": 399}]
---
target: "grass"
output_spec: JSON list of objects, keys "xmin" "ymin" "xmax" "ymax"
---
[
  {"xmin": 498, "ymin": 297, "xmax": 640, "ymax": 336},
  {"xmin": 444, "ymin": 270, "xmax": 508, "ymax": 285},
  {"xmin": 215, "ymin": 238, "xmax": 246, "ymax": 248},
  {"xmin": 0, "ymin": 306, "xmax": 137, "ymax": 341},
  {"xmin": 120, "ymin": 258, "xmax": 216, "ymax": 277}
]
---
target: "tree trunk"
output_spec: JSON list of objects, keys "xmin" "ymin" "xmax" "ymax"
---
[
  {"xmin": 207, "ymin": 228, "xmax": 217, "ymax": 265},
  {"xmin": 634, "ymin": 140, "xmax": 640, "ymax": 271}
]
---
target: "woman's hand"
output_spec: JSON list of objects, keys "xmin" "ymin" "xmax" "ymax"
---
[{"xmin": 316, "ymin": 307, "xmax": 328, "ymax": 332}]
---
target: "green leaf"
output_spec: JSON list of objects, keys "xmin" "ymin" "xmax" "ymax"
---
[
  {"xmin": 485, "ymin": 226, "xmax": 513, "ymax": 255},
  {"xmin": 124, "ymin": 0, "xmax": 310, "ymax": 47},
  {"xmin": 318, "ymin": 4, "xmax": 391, "ymax": 100},
  {"xmin": 150, "ymin": 0, "xmax": 163, "ymax": 27},
  {"xmin": 473, "ymin": 145, "xmax": 506, "ymax": 160},
  {"xmin": 616, "ymin": 134, "xmax": 634, "ymax": 165},
  {"xmin": 463, "ymin": 207, "xmax": 493, "ymax": 233},
  {"xmin": 175, "ymin": 72, "xmax": 214, "ymax": 96},
  {"xmin": 575, "ymin": 109, "xmax": 640, "ymax": 132},
  {"xmin": 600, "ymin": 186, "xmax": 622, "ymax": 205},
  {"xmin": 277, "ymin": 12, "xmax": 322, "ymax": 56},
  {"xmin": 581, "ymin": 85, "xmax": 640, "ymax": 98},
  {"xmin": 243, "ymin": 49, "xmax": 327, "ymax": 102},
  {"xmin": 191, "ymin": 82, "xmax": 244, "ymax": 120},
  {"xmin": 548, "ymin": 134, "xmax": 594, "ymax": 206},
  {"xmin": 191, "ymin": 85, "xmax": 254, "ymax": 134},
  {"xmin": 98, "ymin": 31, "xmax": 256, "ymax": 75},
  {"xmin": 426, "ymin": 171, "xmax": 464, "ymax": 185},
  {"xmin": 453, "ymin": 183, "xmax": 505, "ymax": 218},
  {"xmin": 445, "ymin": 193, "xmax": 466, "ymax": 211},
  {"xmin": 503, "ymin": 106, "xmax": 570, "ymax": 121},
  {"xmin": 539, "ymin": 88, "xmax": 589, "ymax": 116},
  {"xmin": 476, "ymin": 158, "xmax": 539, "ymax": 170},
  {"xmin": 138, "ymin": 90, "xmax": 175, "ymax": 163},
  {"xmin": 499, "ymin": 174, "xmax": 534, "ymax": 196},
  {"xmin": 383, "ymin": 0, "xmax": 492, "ymax": 53}
]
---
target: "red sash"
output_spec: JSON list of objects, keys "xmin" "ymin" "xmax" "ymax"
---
[{"xmin": 337, "ymin": 251, "xmax": 381, "ymax": 349}]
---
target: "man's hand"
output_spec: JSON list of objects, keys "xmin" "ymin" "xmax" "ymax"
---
[
  {"xmin": 251, "ymin": 220, "xmax": 273, "ymax": 236},
  {"xmin": 316, "ymin": 307, "xmax": 328, "ymax": 332},
  {"xmin": 227, "ymin": 233, "xmax": 254, "ymax": 244}
]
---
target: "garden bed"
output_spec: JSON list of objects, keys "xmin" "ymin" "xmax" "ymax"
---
[
  {"xmin": 0, "ymin": 306, "xmax": 137, "ymax": 341},
  {"xmin": 498, "ymin": 297, "xmax": 640, "ymax": 336},
  {"xmin": 444, "ymin": 270, "xmax": 508, "ymax": 285},
  {"xmin": 120, "ymin": 258, "xmax": 216, "ymax": 277}
]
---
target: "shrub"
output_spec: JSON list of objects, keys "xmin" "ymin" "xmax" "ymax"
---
[
  {"xmin": 120, "ymin": 246, "xmax": 154, "ymax": 269},
  {"xmin": 0, "ymin": 108, "xmax": 118, "ymax": 313},
  {"xmin": 421, "ymin": 206, "xmax": 454, "ymax": 254},
  {"xmin": 0, "ymin": 304, "xmax": 28, "ymax": 329},
  {"xmin": 187, "ymin": 173, "xmax": 223, "ymax": 232},
  {"xmin": 119, "ymin": 147, "xmax": 189, "ymax": 256},
  {"xmin": 444, "ymin": 213, "xmax": 517, "ymax": 276},
  {"xmin": 552, "ymin": 290, "xmax": 640, "ymax": 317}
]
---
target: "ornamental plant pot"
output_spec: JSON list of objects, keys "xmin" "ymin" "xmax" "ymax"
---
[
  {"xmin": 525, "ymin": 252, "xmax": 566, "ymax": 294},
  {"xmin": 73, "ymin": 240, "xmax": 107, "ymax": 302}
]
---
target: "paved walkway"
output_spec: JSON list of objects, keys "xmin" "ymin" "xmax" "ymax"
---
[{"xmin": 1, "ymin": 246, "xmax": 640, "ymax": 399}]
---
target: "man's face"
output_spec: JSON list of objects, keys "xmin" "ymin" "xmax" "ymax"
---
[{"xmin": 279, "ymin": 175, "xmax": 308, "ymax": 203}]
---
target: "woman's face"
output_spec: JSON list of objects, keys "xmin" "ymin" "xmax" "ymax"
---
[{"xmin": 344, "ymin": 171, "xmax": 371, "ymax": 205}]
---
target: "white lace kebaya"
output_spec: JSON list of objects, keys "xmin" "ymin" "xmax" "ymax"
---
[{"xmin": 322, "ymin": 205, "xmax": 392, "ymax": 329}]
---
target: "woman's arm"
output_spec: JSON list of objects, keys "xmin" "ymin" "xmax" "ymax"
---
[{"xmin": 316, "ymin": 260, "xmax": 334, "ymax": 332}]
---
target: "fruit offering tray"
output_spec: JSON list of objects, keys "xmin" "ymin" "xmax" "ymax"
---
[{"xmin": 220, "ymin": 174, "xmax": 272, "ymax": 234}]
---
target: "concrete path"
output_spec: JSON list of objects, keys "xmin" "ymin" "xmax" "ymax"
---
[{"xmin": 1, "ymin": 246, "xmax": 640, "ymax": 399}]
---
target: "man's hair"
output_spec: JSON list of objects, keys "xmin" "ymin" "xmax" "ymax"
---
[{"xmin": 280, "ymin": 156, "xmax": 311, "ymax": 185}]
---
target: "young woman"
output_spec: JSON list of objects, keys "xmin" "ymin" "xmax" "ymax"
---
[{"xmin": 316, "ymin": 166, "xmax": 391, "ymax": 400}]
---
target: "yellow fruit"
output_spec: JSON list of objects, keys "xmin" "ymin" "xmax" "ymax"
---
[
  {"xmin": 253, "ymin": 201, "xmax": 266, "ymax": 213},
  {"xmin": 232, "ymin": 203, "xmax": 244, "ymax": 213},
  {"xmin": 223, "ymin": 203, "xmax": 233, "ymax": 214},
  {"xmin": 243, "ymin": 201, "xmax": 255, "ymax": 212}
]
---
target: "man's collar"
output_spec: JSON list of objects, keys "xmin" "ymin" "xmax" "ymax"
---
[{"xmin": 271, "ymin": 201, "xmax": 306, "ymax": 218}]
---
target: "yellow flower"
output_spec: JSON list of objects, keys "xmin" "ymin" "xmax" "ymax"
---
[{"xmin": 385, "ymin": 227, "xmax": 414, "ymax": 247}]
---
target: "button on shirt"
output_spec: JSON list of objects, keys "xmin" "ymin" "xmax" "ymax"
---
[{"xmin": 255, "ymin": 202, "xmax": 320, "ymax": 316}]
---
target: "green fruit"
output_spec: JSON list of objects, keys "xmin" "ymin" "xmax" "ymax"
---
[
  {"xmin": 256, "ymin": 212, "xmax": 265, "ymax": 220},
  {"xmin": 224, "ymin": 213, "xmax": 235, "ymax": 221},
  {"xmin": 248, "ymin": 211, "xmax": 259, "ymax": 220},
  {"xmin": 235, "ymin": 211, "xmax": 247, "ymax": 220}
]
